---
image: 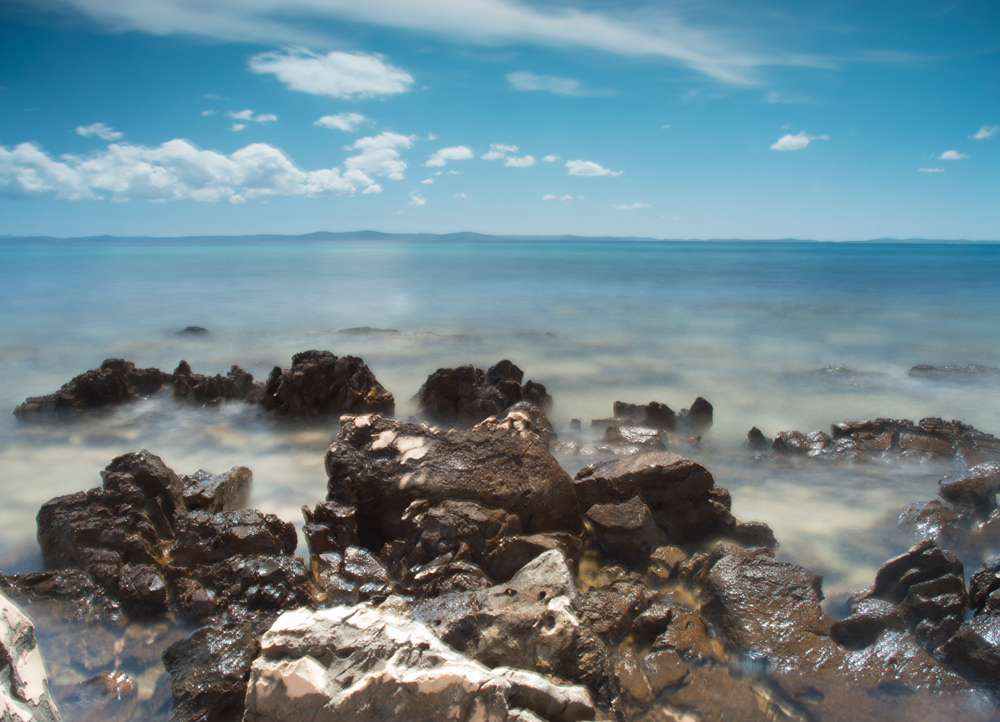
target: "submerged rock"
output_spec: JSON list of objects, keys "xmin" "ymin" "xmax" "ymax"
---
[
  {"xmin": 910, "ymin": 364, "xmax": 1000, "ymax": 381},
  {"xmin": 54, "ymin": 670, "xmax": 137, "ymax": 722},
  {"xmin": 261, "ymin": 350, "xmax": 394, "ymax": 417},
  {"xmin": 243, "ymin": 604, "xmax": 596, "ymax": 722},
  {"xmin": 1, "ymin": 592, "xmax": 63, "ymax": 722},
  {"xmin": 416, "ymin": 359, "xmax": 550, "ymax": 426}
]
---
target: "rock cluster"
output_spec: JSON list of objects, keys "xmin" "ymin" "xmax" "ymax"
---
[
  {"xmin": 260, "ymin": 350, "xmax": 394, "ymax": 416},
  {"xmin": 416, "ymin": 359, "xmax": 549, "ymax": 426}
]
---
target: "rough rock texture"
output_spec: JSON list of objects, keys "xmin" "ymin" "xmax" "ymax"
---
[
  {"xmin": 573, "ymin": 452, "xmax": 772, "ymax": 548},
  {"xmin": 261, "ymin": 350, "xmax": 394, "ymax": 416},
  {"xmin": 416, "ymin": 360, "xmax": 550, "ymax": 426},
  {"xmin": 584, "ymin": 497, "xmax": 662, "ymax": 564},
  {"xmin": 694, "ymin": 543, "xmax": 989, "ymax": 722},
  {"xmin": 171, "ymin": 360, "xmax": 263, "ymax": 405},
  {"xmin": 162, "ymin": 621, "xmax": 260, "ymax": 722},
  {"xmin": 243, "ymin": 604, "xmax": 596, "ymax": 722},
  {"xmin": 1, "ymin": 592, "xmax": 62, "ymax": 722},
  {"xmin": 325, "ymin": 411, "xmax": 582, "ymax": 545},
  {"xmin": 180, "ymin": 466, "xmax": 252, "ymax": 513},
  {"xmin": 14, "ymin": 359, "xmax": 168, "ymax": 419},
  {"xmin": 764, "ymin": 417, "xmax": 1000, "ymax": 465}
]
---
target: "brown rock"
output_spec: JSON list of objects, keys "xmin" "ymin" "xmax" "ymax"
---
[{"xmin": 261, "ymin": 350, "xmax": 394, "ymax": 416}]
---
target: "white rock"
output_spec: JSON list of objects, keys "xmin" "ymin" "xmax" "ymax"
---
[{"xmin": 1, "ymin": 593, "xmax": 62, "ymax": 722}]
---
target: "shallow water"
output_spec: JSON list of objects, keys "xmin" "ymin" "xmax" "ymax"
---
[{"xmin": 2, "ymin": 237, "xmax": 1000, "ymax": 604}]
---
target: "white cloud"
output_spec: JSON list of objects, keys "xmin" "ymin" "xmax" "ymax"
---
[
  {"xmin": 971, "ymin": 125, "xmax": 999, "ymax": 140},
  {"xmin": 76, "ymin": 122, "xmax": 123, "ymax": 141},
  {"xmin": 565, "ymin": 159, "xmax": 622, "ymax": 177},
  {"xmin": 506, "ymin": 71, "xmax": 592, "ymax": 96},
  {"xmin": 938, "ymin": 149, "xmax": 969, "ymax": 160},
  {"xmin": 543, "ymin": 193, "xmax": 576, "ymax": 201},
  {"xmin": 408, "ymin": 192, "xmax": 426, "ymax": 206},
  {"xmin": 0, "ymin": 139, "xmax": 379, "ymax": 202},
  {"xmin": 314, "ymin": 112, "xmax": 368, "ymax": 132},
  {"xmin": 482, "ymin": 143, "xmax": 534, "ymax": 167},
  {"xmin": 919, "ymin": 167, "xmax": 945, "ymax": 173},
  {"xmin": 769, "ymin": 131, "xmax": 829, "ymax": 151},
  {"xmin": 343, "ymin": 131, "xmax": 413, "ymax": 180},
  {"xmin": 425, "ymin": 145, "xmax": 473, "ymax": 167},
  {"xmin": 201, "ymin": 110, "xmax": 218, "ymax": 116},
  {"xmin": 454, "ymin": 192, "xmax": 468, "ymax": 199},
  {"xmin": 612, "ymin": 202, "xmax": 651, "ymax": 210},
  {"xmin": 421, "ymin": 178, "xmax": 434, "ymax": 184},
  {"xmin": 542, "ymin": 154, "xmax": 559, "ymax": 162},
  {"xmin": 231, "ymin": 123, "xmax": 247, "ymax": 132},
  {"xmin": 46, "ymin": 0, "xmax": 801, "ymax": 86},
  {"xmin": 228, "ymin": 109, "xmax": 277, "ymax": 124},
  {"xmin": 249, "ymin": 48, "xmax": 414, "ymax": 99}
]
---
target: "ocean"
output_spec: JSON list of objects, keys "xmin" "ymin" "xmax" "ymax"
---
[{"xmin": 2, "ymin": 235, "xmax": 1000, "ymax": 608}]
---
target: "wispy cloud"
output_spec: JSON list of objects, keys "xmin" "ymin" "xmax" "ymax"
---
[
  {"xmin": 408, "ymin": 191, "xmax": 426, "ymax": 206},
  {"xmin": 481, "ymin": 143, "xmax": 535, "ymax": 167},
  {"xmin": 315, "ymin": 112, "xmax": 369, "ymax": 132},
  {"xmin": 769, "ymin": 131, "xmax": 828, "ymax": 151},
  {"xmin": 938, "ymin": 149, "xmax": 969, "ymax": 160},
  {"xmin": 228, "ymin": 109, "xmax": 277, "ymax": 131},
  {"xmin": 566, "ymin": 159, "xmax": 622, "ymax": 177},
  {"xmin": 612, "ymin": 202, "xmax": 650, "ymax": 210},
  {"xmin": 919, "ymin": 167, "xmax": 945, "ymax": 173},
  {"xmin": 0, "ymin": 139, "xmax": 379, "ymax": 202},
  {"xmin": 506, "ymin": 71, "xmax": 598, "ymax": 97},
  {"xmin": 971, "ymin": 125, "xmax": 999, "ymax": 140},
  {"xmin": 425, "ymin": 145, "xmax": 473, "ymax": 167},
  {"xmin": 75, "ymin": 122, "xmax": 123, "ymax": 141},
  {"xmin": 249, "ymin": 48, "xmax": 414, "ymax": 99},
  {"xmin": 45, "ymin": 0, "xmax": 804, "ymax": 86},
  {"xmin": 344, "ymin": 131, "xmax": 413, "ymax": 180},
  {"xmin": 542, "ymin": 154, "xmax": 560, "ymax": 162}
]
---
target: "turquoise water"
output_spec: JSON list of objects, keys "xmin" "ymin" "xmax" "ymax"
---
[{"xmin": 2, "ymin": 237, "xmax": 1000, "ymax": 598}]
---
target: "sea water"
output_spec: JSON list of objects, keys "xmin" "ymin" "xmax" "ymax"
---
[{"xmin": 2, "ymin": 236, "xmax": 1000, "ymax": 608}]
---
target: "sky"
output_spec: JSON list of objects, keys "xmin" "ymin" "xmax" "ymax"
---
[{"xmin": 0, "ymin": 0, "xmax": 997, "ymax": 240}]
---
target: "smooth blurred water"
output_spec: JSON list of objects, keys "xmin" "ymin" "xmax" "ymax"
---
[{"xmin": 2, "ymin": 237, "xmax": 1000, "ymax": 600}]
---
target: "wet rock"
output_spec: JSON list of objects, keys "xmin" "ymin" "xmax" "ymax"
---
[
  {"xmin": 676, "ymin": 396, "xmax": 713, "ymax": 433},
  {"xmin": 645, "ymin": 546, "xmax": 688, "ymax": 583},
  {"xmin": 584, "ymin": 496, "xmax": 662, "ymax": 564},
  {"xmin": 941, "ymin": 615, "xmax": 1000, "ymax": 704},
  {"xmin": 325, "ymin": 413, "xmax": 582, "ymax": 546},
  {"xmin": 14, "ymin": 358, "xmax": 169, "ymax": 419},
  {"xmin": 171, "ymin": 361, "xmax": 262, "ymax": 405},
  {"xmin": 695, "ymin": 543, "xmax": 984, "ymax": 722},
  {"xmin": 938, "ymin": 463, "xmax": 1000, "ymax": 519},
  {"xmin": 416, "ymin": 360, "xmax": 550, "ymax": 426},
  {"xmin": 662, "ymin": 665, "xmax": 766, "ymax": 722},
  {"xmin": 746, "ymin": 426, "xmax": 771, "ymax": 451},
  {"xmin": 115, "ymin": 563, "xmax": 169, "ymax": 618},
  {"xmin": 55, "ymin": 670, "xmax": 137, "ymax": 722},
  {"xmin": 180, "ymin": 466, "xmax": 252, "ymax": 513},
  {"xmin": 1, "ymin": 592, "xmax": 63, "ymax": 722},
  {"xmin": 578, "ymin": 574, "xmax": 650, "ymax": 644},
  {"xmin": 650, "ymin": 608, "xmax": 719, "ymax": 665},
  {"xmin": 969, "ymin": 557, "xmax": 1000, "ymax": 616},
  {"xmin": 244, "ymin": 605, "xmax": 596, "ymax": 722},
  {"xmin": 830, "ymin": 597, "xmax": 905, "ymax": 649},
  {"xmin": 485, "ymin": 533, "xmax": 584, "ymax": 583},
  {"xmin": 898, "ymin": 499, "xmax": 972, "ymax": 546},
  {"xmin": 301, "ymin": 501, "xmax": 359, "ymax": 555},
  {"xmin": 0, "ymin": 570, "xmax": 125, "ymax": 628},
  {"xmin": 395, "ymin": 499, "xmax": 524, "ymax": 570},
  {"xmin": 170, "ymin": 509, "xmax": 297, "ymax": 567},
  {"xmin": 176, "ymin": 326, "xmax": 209, "ymax": 336},
  {"xmin": 261, "ymin": 350, "xmax": 394, "ymax": 417},
  {"xmin": 162, "ymin": 621, "xmax": 260, "ymax": 722}
]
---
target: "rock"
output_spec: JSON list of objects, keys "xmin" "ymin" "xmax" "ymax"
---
[
  {"xmin": 325, "ymin": 414, "xmax": 582, "ymax": 546},
  {"xmin": 336, "ymin": 326, "xmax": 401, "ymax": 337},
  {"xmin": 1, "ymin": 593, "xmax": 63, "ymax": 722},
  {"xmin": 898, "ymin": 499, "xmax": 972, "ymax": 546},
  {"xmin": 181, "ymin": 466, "xmax": 252, "ymax": 513},
  {"xmin": 676, "ymin": 397, "xmax": 713, "ymax": 433},
  {"xmin": 645, "ymin": 546, "xmax": 688, "ymax": 583},
  {"xmin": 746, "ymin": 426, "xmax": 771, "ymax": 451},
  {"xmin": 13, "ymin": 358, "xmax": 169, "ymax": 419},
  {"xmin": 301, "ymin": 501, "xmax": 359, "ymax": 555},
  {"xmin": 0, "ymin": 570, "xmax": 125, "ymax": 628},
  {"xmin": 910, "ymin": 364, "xmax": 1000, "ymax": 381},
  {"xmin": 938, "ymin": 463, "xmax": 1000, "ymax": 519},
  {"xmin": 261, "ymin": 350, "xmax": 394, "ymax": 417},
  {"xmin": 416, "ymin": 360, "xmax": 550, "ymax": 426},
  {"xmin": 577, "ymin": 574, "xmax": 650, "ymax": 644},
  {"xmin": 175, "ymin": 326, "xmax": 209, "ymax": 336},
  {"xmin": 830, "ymin": 597, "xmax": 905, "ymax": 649},
  {"xmin": 54, "ymin": 670, "xmax": 137, "ymax": 722},
  {"xmin": 941, "ymin": 615, "xmax": 1000, "ymax": 704},
  {"xmin": 695, "ymin": 543, "xmax": 986, "ymax": 722},
  {"xmin": 243, "ymin": 605, "xmax": 596, "ymax": 722},
  {"xmin": 171, "ymin": 361, "xmax": 263, "ymax": 405},
  {"xmin": 170, "ymin": 509, "xmax": 297, "ymax": 567},
  {"xmin": 969, "ymin": 557, "xmax": 1000, "ymax": 616},
  {"xmin": 162, "ymin": 621, "xmax": 260, "ymax": 722},
  {"xmin": 485, "ymin": 534, "xmax": 584, "ymax": 583},
  {"xmin": 650, "ymin": 607, "xmax": 719, "ymax": 665},
  {"xmin": 662, "ymin": 665, "xmax": 766, "ymax": 722},
  {"xmin": 584, "ymin": 496, "xmax": 662, "ymax": 564},
  {"xmin": 612, "ymin": 401, "xmax": 676, "ymax": 430}
]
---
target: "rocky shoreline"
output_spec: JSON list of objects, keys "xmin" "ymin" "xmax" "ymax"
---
[{"xmin": 4, "ymin": 353, "xmax": 1000, "ymax": 721}]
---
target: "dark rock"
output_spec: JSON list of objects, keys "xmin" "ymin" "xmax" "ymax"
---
[
  {"xmin": 662, "ymin": 665, "xmax": 766, "ymax": 722},
  {"xmin": 830, "ymin": 597, "xmax": 905, "ymax": 649},
  {"xmin": 175, "ymin": 326, "xmax": 209, "ymax": 336},
  {"xmin": 261, "ymin": 350, "xmax": 394, "ymax": 416},
  {"xmin": 578, "ymin": 574, "xmax": 651, "ymax": 644},
  {"xmin": 0, "ymin": 569, "xmax": 125, "ymax": 627},
  {"xmin": 325, "ymin": 412, "xmax": 582, "ymax": 547},
  {"xmin": 416, "ymin": 360, "xmax": 549, "ymax": 426},
  {"xmin": 651, "ymin": 607, "xmax": 719, "ymax": 665},
  {"xmin": 747, "ymin": 426, "xmax": 771, "ymax": 451},
  {"xmin": 116, "ymin": 563, "xmax": 169, "ymax": 617},
  {"xmin": 941, "ymin": 615, "xmax": 1000, "ymax": 703},
  {"xmin": 585, "ymin": 496, "xmax": 662, "ymax": 564},
  {"xmin": 180, "ymin": 466, "xmax": 252, "ymax": 513},
  {"xmin": 54, "ymin": 670, "xmax": 138, "ymax": 722},
  {"xmin": 170, "ymin": 508, "xmax": 296, "ymax": 566},
  {"xmin": 613, "ymin": 401, "xmax": 676, "ymax": 430},
  {"xmin": 162, "ymin": 621, "xmax": 260, "ymax": 722},
  {"xmin": 898, "ymin": 499, "xmax": 972, "ymax": 546},
  {"xmin": 645, "ymin": 545, "xmax": 688, "ymax": 583},
  {"xmin": 335, "ymin": 326, "xmax": 401, "ymax": 337},
  {"xmin": 301, "ymin": 501, "xmax": 359, "ymax": 555},
  {"xmin": 172, "ymin": 361, "xmax": 263, "ymax": 405},
  {"xmin": 485, "ymin": 533, "xmax": 584, "ymax": 582},
  {"xmin": 939, "ymin": 463, "xmax": 1000, "ymax": 519},
  {"xmin": 910, "ymin": 364, "xmax": 1000, "ymax": 381},
  {"xmin": 968, "ymin": 557, "xmax": 1000, "ymax": 616},
  {"xmin": 676, "ymin": 396, "xmax": 713, "ymax": 433},
  {"xmin": 14, "ymin": 358, "xmax": 169, "ymax": 419}
]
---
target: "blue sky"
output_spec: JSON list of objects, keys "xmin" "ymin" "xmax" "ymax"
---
[{"xmin": 0, "ymin": 0, "xmax": 997, "ymax": 240}]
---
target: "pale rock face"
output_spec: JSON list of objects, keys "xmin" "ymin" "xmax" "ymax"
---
[
  {"xmin": 243, "ymin": 604, "xmax": 595, "ymax": 722},
  {"xmin": 0, "ymin": 593, "xmax": 62, "ymax": 722}
]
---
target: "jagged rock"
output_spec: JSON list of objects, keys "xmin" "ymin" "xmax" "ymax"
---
[
  {"xmin": 676, "ymin": 397, "xmax": 713, "ymax": 433},
  {"xmin": 261, "ymin": 350, "xmax": 394, "ymax": 416},
  {"xmin": 0, "ymin": 570, "xmax": 125, "ymax": 628},
  {"xmin": 969, "ymin": 557, "xmax": 1000, "ymax": 616},
  {"xmin": 1, "ymin": 592, "xmax": 62, "ymax": 722},
  {"xmin": 162, "ymin": 621, "xmax": 260, "ymax": 722},
  {"xmin": 170, "ymin": 509, "xmax": 297, "ymax": 566},
  {"xmin": 577, "ymin": 572, "xmax": 650, "ymax": 644},
  {"xmin": 416, "ymin": 360, "xmax": 549, "ymax": 426},
  {"xmin": 54, "ymin": 670, "xmax": 137, "ymax": 722},
  {"xmin": 243, "ymin": 605, "xmax": 596, "ymax": 722},
  {"xmin": 325, "ymin": 413, "xmax": 582, "ymax": 547},
  {"xmin": 485, "ymin": 534, "xmax": 584, "ymax": 583},
  {"xmin": 938, "ymin": 463, "xmax": 1000, "ymax": 519},
  {"xmin": 746, "ymin": 426, "xmax": 771, "ymax": 451},
  {"xmin": 830, "ymin": 597, "xmax": 906, "ymax": 649},
  {"xmin": 645, "ymin": 546, "xmax": 688, "ymax": 582},
  {"xmin": 13, "ymin": 358, "xmax": 168, "ymax": 419},
  {"xmin": 898, "ymin": 499, "xmax": 972, "ymax": 546},
  {"xmin": 180, "ymin": 466, "xmax": 252, "ymax": 513},
  {"xmin": 301, "ymin": 501, "xmax": 359, "ymax": 555},
  {"xmin": 941, "ymin": 615, "xmax": 1000, "ymax": 704},
  {"xmin": 695, "ymin": 543, "xmax": 987, "ymax": 722},
  {"xmin": 171, "ymin": 361, "xmax": 262, "ymax": 405},
  {"xmin": 584, "ymin": 496, "xmax": 662, "ymax": 564}
]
